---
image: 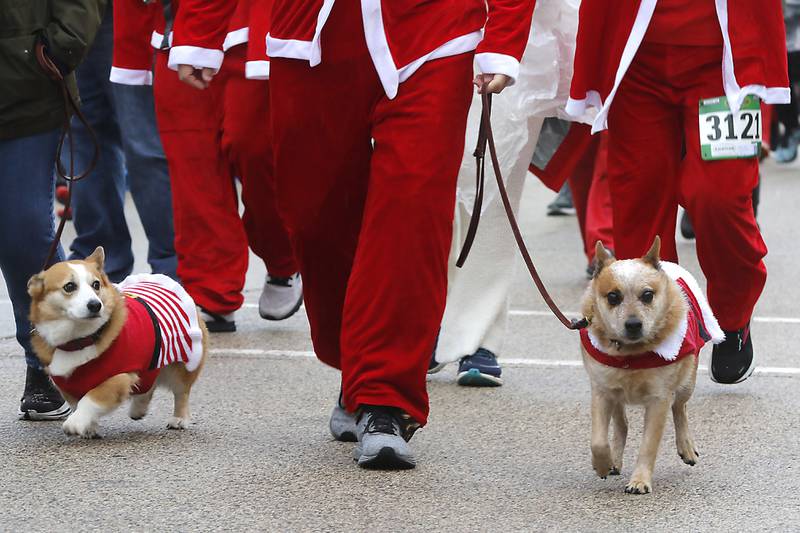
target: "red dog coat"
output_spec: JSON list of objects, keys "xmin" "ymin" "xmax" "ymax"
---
[
  {"xmin": 51, "ymin": 275, "xmax": 204, "ymax": 399},
  {"xmin": 581, "ymin": 262, "xmax": 725, "ymax": 370}
]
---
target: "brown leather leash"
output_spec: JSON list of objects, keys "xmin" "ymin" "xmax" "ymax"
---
[
  {"xmin": 35, "ymin": 42, "xmax": 99, "ymax": 270},
  {"xmin": 457, "ymin": 92, "xmax": 589, "ymax": 331}
]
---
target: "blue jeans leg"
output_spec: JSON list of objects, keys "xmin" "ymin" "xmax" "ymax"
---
[
  {"xmin": 0, "ymin": 130, "xmax": 65, "ymax": 368},
  {"xmin": 65, "ymin": 6, "xmax": 133, "ymax": 282},
  {"xmin": 111, "ymin": 83, "xmax": 178, "ymax": 280}
]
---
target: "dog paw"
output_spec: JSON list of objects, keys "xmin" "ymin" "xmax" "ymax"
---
[
  {"xmin": 63, "ymin": 413, "xmax": 99, "ymax": 439},
  {"xmin": 624, "ymin": 479, "xmax": 652, "ymax": 495},
  {"xmin": 591, "ymin": 446, "xmax": 615, "ymax": 479},
  {"xmin": 166, "ymin": 416, "xmax": 189, "ymax": 430},
  {"xmin": 129, "ymin": 405, "xmax": 148, "ymax": 421},
  {"xmin": 609, "ymin": 467, "xmax": 621, "ymax": 476},
  {"xmin": 679, "ymin": 449, "xmax": 699, "ymax": 466},
  {"xmin": 677, "ymin": 441, "xmax": 699, "ymax": 466}
]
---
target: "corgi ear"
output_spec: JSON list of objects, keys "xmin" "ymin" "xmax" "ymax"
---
[
  {"xmin": 642, "ymin": 236, "xmax": 661, "ymax": 270},
  {"xmin": 27, "ymin": 272, "xmax": 46, "ymax": 300},
  {"xmin": 593, "ymin": 241, "xmax": 615, "ymax": 277},
  {"xmin": 86, "ymin": 246, "xmax": 105, "ymax": 271}
]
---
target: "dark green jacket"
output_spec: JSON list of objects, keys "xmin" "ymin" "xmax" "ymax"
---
[{"xmin": 0, "ymin": 0, "xmax": 106, "ymax": 140}]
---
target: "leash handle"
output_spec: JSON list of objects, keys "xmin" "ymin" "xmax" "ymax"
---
[
  {"xmin": 36, "ymin": 42, "xmax": 99, "ymax": 271},
  {"xmin": 457, "ymin": 92, "xmax": 588, "ymax": 331}
]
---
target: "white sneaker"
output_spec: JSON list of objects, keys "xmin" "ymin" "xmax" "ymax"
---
[{"xmin": 259, "ymin": 273, "xmax": 303, "ymax": 321}]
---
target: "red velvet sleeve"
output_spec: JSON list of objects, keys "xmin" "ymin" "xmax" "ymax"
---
[{"xmin": 475, "ymin": 0, "xmax": 536, "ymax": 84}]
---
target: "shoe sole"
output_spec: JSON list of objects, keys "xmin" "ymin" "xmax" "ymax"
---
[
  {"xmin": 259, "ymin": 295, "xmax": 304, "ymax": 322},
  {"xmin": 710, "ymin": 357, "xmax": 756, "ymax": 385},
  {"xmin": 457, "ymin": 368, "xmax": 503, "ymax": 387},
  {"xmin": 18, "ymin": 402, "xmax": 71, "ymax": 421},
  {"xmin": 547, "ymin": 208, "xmax": 576, "ymax": 217},
  {"xmin": 333, "ymin": 430, "xmax": 357, "ymax": 443},
  {"xmin": 355, "ymin": 446, "xmax": 416, "ymax": 470},
  {"xmin": 427, "ymin": 362, "xmax": 447, "ymax": 375}
]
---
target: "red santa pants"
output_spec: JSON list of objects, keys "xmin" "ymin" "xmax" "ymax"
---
[
  {"xmin": 269, "ymin": 2, "xmax": 473, "ymax": 425},
  {"xmin": 154, "ymin": 50, "xmax": 296, "ymax": 314},
  {"xmin": 222, "ymin": 46, "xmax": 297, "ymax": 279},
  {"xmin": 569, "ymin": 131, "xmax": 614, "ymax": 263},
  {"xmin": 607, "ymin": 42, "xmax": 766, "ymax": 330}
]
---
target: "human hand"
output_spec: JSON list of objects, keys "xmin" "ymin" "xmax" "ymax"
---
[
  {"xmin": 474, "ymin": 73, "xmax": 511, "ymax": 94},
  {"xmin": 177, "ymin": 64, "xmax": 216, "ymax": 90}
]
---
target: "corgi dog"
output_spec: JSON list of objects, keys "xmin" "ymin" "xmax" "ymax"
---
[
  {"xmin": 27, "ymin": 247, "xmax": 207, "ymax": 438},
  {"xmin": 580, "ymin": 237, "xmax": 724, "ymax": 494}
]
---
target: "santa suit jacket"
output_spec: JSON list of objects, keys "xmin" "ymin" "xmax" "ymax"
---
[
  {"xmin": 162, "ymin": 0, "xmax": 536, "ymax": 99},
  {"xmin": 109, "ymin": 0, "xmax": 161, "ymax": 85},
  {"xmin": 567, "ymin": 0, "xmax": 791, "ymax": 133},
  {"xmin": 169, "ymin": 0, "xmax": 272, "ymax": 80}
]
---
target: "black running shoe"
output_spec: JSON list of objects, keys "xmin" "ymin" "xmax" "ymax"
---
[
  {"xmin": 199, "ymin": 307, "xmax": 236, "ymax": 333},
  {"xmin": 711, "ymin": 323, "xmax": 755, "ymax": 384},
  {"xmin": 19, "ymin": 366, "xmax": 70, "ymax": 421},
  {"xmin": 680, "ymin": 211, "xmax": 696, "ymax": 240}
]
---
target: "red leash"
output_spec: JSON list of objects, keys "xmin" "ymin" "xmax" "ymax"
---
[
  {"xmin": 35, "ymin": 42, "xmax": 99, "ymax": 271},
  {"xmin": 457, "ymin": 93, "xmax": 589, "ymax": 331}
]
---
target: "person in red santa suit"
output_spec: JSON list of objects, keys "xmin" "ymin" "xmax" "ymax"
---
[
  {"xmin": 176, "ymin": 0, "xmax": 535, "ymax": 469},
  {"xmin": 113, "ymin": 0, "xmax": 302, "ymax": 333},
  {"xmin": 168, "ymin": 0, "xmax": 304, "ymax": 325},
  {"xmin": 567, "ymin": 0, "xmax": 790, "ymax": 385}
]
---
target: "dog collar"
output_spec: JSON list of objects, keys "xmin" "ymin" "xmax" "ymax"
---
[{"xmin": 56, "ymin": 328, "xmax": 105, "ymax": 352}]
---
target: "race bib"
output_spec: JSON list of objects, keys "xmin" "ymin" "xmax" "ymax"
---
[{"xmin": 698, "ymin": 95, "xmax": 761, "ymax": 160}]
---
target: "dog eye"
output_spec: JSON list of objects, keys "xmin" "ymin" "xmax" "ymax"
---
[
  {"xmin": 92, "ymin": 280, "xmax": 101, "ymax": 291},
  {"xmin": 641, "ymin": 290, "xmax": 655, "ymax": 304},
  {"xmin": 63, "ymin": 282, "xmax": 77, "ymax": 293},
  {"xmin": 606, "ymin": 291, "xmax": 622, "ymax": 306}
]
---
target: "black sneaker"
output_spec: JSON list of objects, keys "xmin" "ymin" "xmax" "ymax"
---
[
  {"xmin": 680, "ymin": 211, "xmax": 696, "ymax": 240},
  {"xmin": 711, "ymin": 323, "xmax": 755, "ymax": 384},
  {"xmin": 457, "ymin": 348, "xmax": 503, "ymax": 387},
  {"xmin": 199, "ymin": 307, "xmax": 236, "ymax": 333},
  {"xmin": 19, "ymin": 366, "xmax": 70, "ymax": 421}
]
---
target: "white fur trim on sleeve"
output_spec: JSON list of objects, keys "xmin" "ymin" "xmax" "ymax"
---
[
  {"xmin": 109, "ymin": 67, "xmax": 153, "ymax": 86},
  {"xmin": 167, "ymin": 46, "xmax": 224, "ymax": 72},
  {"xmin": 245, "ymin": 60, "xmax": 270, "ymax": 80},
  {"xmin": 223, "ymin": 28, "xmax": 249, "ymax": 52},
  {"xmin": 475, "ymin": 52, "xmax": 520, "ymax": 86}
]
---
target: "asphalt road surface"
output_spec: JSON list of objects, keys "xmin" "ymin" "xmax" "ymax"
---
[{"xmin": 1, "ymin": 159, "xmax": 798, "ymax": 532}]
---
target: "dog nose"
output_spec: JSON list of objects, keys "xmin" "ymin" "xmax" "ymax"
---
[
  {"xmin": 625, "ymin": 318, "xmax": 643, "ymax": 338},
  {"xmin": 87, "ymin": 300, "xmax": 102, "ymax": 314}
]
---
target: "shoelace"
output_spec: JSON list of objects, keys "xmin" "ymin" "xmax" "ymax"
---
[
  {"xmin": 267, "ymin": 276, "xmax": 293, "ymax": 288},
  {"xmin": 365, "ymin": 410, "xmax": 399, "ymax": 436}
]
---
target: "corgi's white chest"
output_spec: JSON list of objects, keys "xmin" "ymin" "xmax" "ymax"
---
[{"xmin": 49, "ymin": 345, "xmax": 99, "ymax": 378}]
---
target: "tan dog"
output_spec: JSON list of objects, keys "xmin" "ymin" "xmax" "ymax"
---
[
  {"xmin": 580, "ymin": 237, "xmax": 723, "ymax": 494},
  {"xmin": 28, "ymin": 247, "xmax": 207, "ymax": 438}
]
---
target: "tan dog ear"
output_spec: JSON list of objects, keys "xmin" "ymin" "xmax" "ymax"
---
[
  {"xmin": 27, "ymin": 273, "xmax": 45, "ymax": 299},
  {"xmin": 593, "ymin": 241, "xmax": 615, "ymax": 277},
  {"xmin": 642, "ymin": 235, "xmax": 661, "ymax": 269},
  {"xmin": 86, "ymin": 246, "xmax": 105, "ymax": 271}
]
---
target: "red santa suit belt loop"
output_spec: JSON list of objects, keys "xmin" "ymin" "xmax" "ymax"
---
[{"xmin": 456, "ymin": 92, "xmax": 589, "ymax": 332}]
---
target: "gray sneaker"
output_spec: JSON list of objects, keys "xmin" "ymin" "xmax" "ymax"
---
[
  {"xmin": 329, "ymin": 392, "xmax": 358, "ymax": 442},
  {"xmin": 259, "ymin": 273, "xmax": 303, "ymax": 321},
  {"xmin": 353, "ymin": 406, "xmax": 416, "ymax": 469}
]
